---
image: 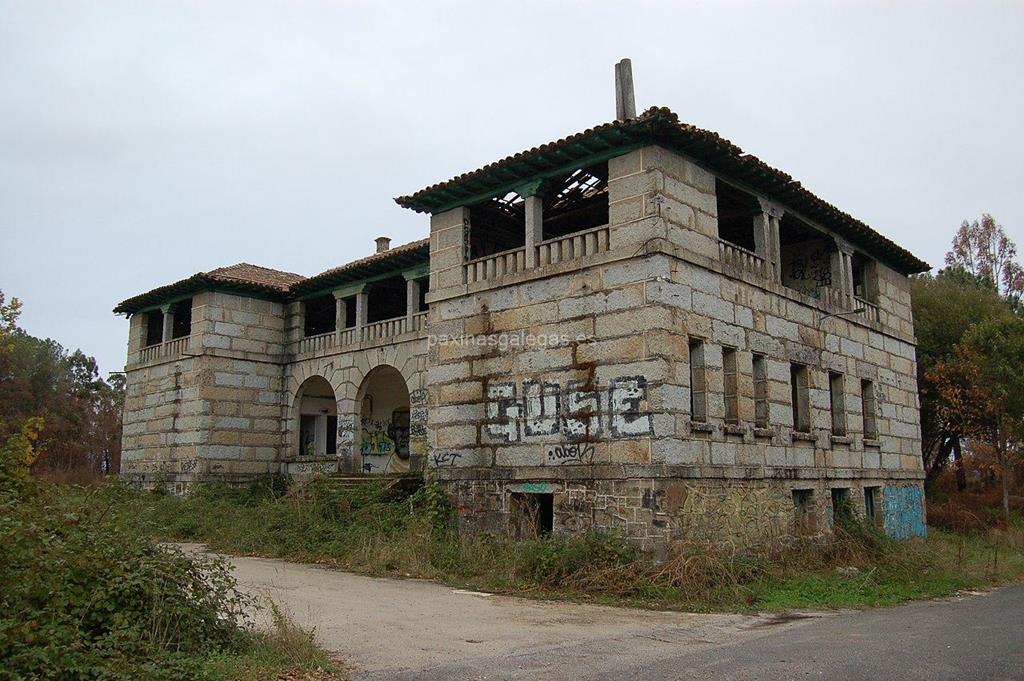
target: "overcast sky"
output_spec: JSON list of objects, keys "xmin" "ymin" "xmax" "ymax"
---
[{"xmin": 1, "ymin": 1, "xmax": 1021, "ymax": 377}]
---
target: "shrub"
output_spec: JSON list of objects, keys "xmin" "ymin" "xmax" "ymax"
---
[{"xmin": 0, "ymin": 483, "xmax": 255, "ymax": 680}]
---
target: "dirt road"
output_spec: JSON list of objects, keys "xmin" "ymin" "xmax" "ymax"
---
[{"xmin": 185, "ymin": 546, "xmax": 1023, "ymax": 680}]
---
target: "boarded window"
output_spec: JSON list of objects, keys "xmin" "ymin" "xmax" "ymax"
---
[
  {"xmin": 829, "ymin": 372, "xmax": 846, "ymax": 435},
  {"xmin": 752, "ymin": 353, "xmax": 769, "ymax": 428},
  {"xmin": 509, "ymin": 492, "xmax": 554, "ymax": 539},
  {"xmin": 689, "ymin": 340, "xmax": 707, "ymax": 423},
  {"xmin": 792, "ymin": 489, "xmax": 815, "ymax": 533},
  {"xmin": 723, "ymin": 347, "xmax": 739, "ymax": 424},
  {"xmin": 303, "ymin": 295, "xmax": 336, "ymax": 337},
  {"xmin": 790, "ymin": 364, "xmax": 810, "ymax": 433},
  {"xmin": 861, "ymin": 379, "xmax": 878, "ymax": 439}
]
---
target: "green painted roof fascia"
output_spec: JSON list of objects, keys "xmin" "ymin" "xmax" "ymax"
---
[
  {"xmin": 297, "ymin": 260, "xmax": 430, "ymax": 301},
  {"xmin": 117, "ymin": 279, "xmax": 288, "ymax": 315}
]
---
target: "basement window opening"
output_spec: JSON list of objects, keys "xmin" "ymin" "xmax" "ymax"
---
[
  {"xmin": 509, "ymin": 491, "xmax": 554, "ymax": 539},
  {"xmin": 303, "ymin": 295, "xmax": 336, "ymax": 337},
  {"xmin": 468, "ymin": 191, "xmax": 526, "ymax": 260},
  {"xmin": 715, "ymin": 179, "xmax": 760, "ymax": 252},
  {"xmin": 792, "ymin": 489, "xmax": 815, "ymax": 533},
  {"xmin": 542, "ymin": 163, "xmax": 609, "ymax": 241},
  {"xmin": 367, "ymin": 276, "xmax": 408, "ymax": 323}
]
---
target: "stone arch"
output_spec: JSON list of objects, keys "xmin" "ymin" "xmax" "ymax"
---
[
  {"xmin": 292, "ymin": 375, "xmax": 338, "ymax": 459},
  {"xmin": 355, "ymin": 364, "xmax": 412, "ymax": 475}
]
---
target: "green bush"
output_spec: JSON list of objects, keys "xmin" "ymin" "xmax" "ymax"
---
[{"xmin": 0, "ymin": 483, "xmax": 255, "ymax": 680}]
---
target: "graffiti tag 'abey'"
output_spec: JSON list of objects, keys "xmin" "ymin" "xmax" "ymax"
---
[{"xmin": 485, "ymin": 376, "xmax": 653, "ymax": 443}]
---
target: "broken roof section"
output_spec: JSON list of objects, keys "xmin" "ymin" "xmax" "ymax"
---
[
  {"xmin": 395, "ymin": 107, "xmax": 929, "ymax": 274},
  {"xmin": 113, "ymin": 241, "xmax": 430, "ymax": 315}
]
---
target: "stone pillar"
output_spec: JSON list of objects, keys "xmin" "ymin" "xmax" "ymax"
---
[
  {"xmin": 831, "ymin": 239, "xmax": 855, "ymax": 302},
  {"xmin": 404, "ymin": 275, "xmax": 421, "ymax": 328},
  {"xmin": 757, "ymin": 199, "xmax": 784, "ymax": 283},
  {"xmin": 355, "ymin": 288, "xmax": 368, "ymax": 341},
  {"xmin": 333, "ymin": 294, "xmax": 346, "ymax": 345},
  {"xmin": 160, "ymin": 304, "xmax": 174, "ymax": 344},
  {"xmin": 524, "ymin": 194, "xmax": 543, "ymax": 269}
]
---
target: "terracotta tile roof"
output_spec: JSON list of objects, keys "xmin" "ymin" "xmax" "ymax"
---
[
  {"xmin": 114, "ymin": 242, "xmax": 430, "ymax": 314},
  {"xmin": 290, "ymin": 239, "xmax": 429, "ymax": 297},
  {"xmin": 206, "ymin": 263, "xmax": 306, "ymax": 290},
  {"xmin": 395, "ymin": 107, "xmax": 929, "ymax": 274}
]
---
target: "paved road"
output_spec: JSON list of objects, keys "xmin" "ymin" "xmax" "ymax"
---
[{"xmin": 192, "ymin": 546, "xmax": 1024, "ymax": 680}]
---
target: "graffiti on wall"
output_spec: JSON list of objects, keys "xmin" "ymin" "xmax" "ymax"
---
[
  {"xmin": 783, "ymin": 244, "xmax": 832, "ymax": 296},
  {"xmin": 882, "ymin": 485, "xmax": 927, "ymax": 539},
  {"xmin": 337, "ymin": 416, "xmax": 355, "ymax": 457},
  {"xmin": 485, "ymin": 376, "xmax": 653, "ymax": 443},
  {"xmin": 546, "ymin": 443, "xmax": 596, "ymax": 465}
]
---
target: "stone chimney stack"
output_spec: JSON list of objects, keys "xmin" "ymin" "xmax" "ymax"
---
[
  {"xmin": 375, "ymin": 236, "xmax": 391, "ymax": 253},
  {"xmin": 615, "ymin": 58, "xmax": 636, "ymax": 121}
]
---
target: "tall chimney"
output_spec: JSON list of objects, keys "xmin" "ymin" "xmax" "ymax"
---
[
  {"xmin": 615, "ymin": 58, "xmax": 636, "ymax": 121},
  {"xmin": 375, "ymin": 236, "xmax": 391, "ymax": 253}
]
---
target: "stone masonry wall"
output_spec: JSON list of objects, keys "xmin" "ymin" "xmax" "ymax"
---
[{"xmin": 425, "ymin": 144, "xmax": 924, "ymax": 547}]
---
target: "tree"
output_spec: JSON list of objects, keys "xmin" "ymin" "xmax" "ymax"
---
[
  {"xmin": 911, "ymin": 270, "xmax": 1011, "ymax": 484},
  {"xmin": 945, "ymin": 214, "xmax": 1024, "ymax": 304}
]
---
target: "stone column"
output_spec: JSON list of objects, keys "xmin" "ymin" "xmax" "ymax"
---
[
  {"xmin": 355, "ymin": 288, "xmax": 369, "ymax": 341},
  {"xmin": 333, "ymin": 294, "xmax": 346, "ymax": 345},
  {"xmin": 524, "ymin": 194, "xmax": 543, "ymax": 269},
  {"xmin": 160, "ymin": 304, "xmax": 174, "ymax": 344},
  {"xmin": 831, "ymin": 238, "xmax": 855, "ymax": 302},
  {"xmin": 757, "ymin": 199, "xmax": 784, "ymax": 283},
  {"xmin": 404, "ymin": 275, "xmax": 421, "ymax": 329}
]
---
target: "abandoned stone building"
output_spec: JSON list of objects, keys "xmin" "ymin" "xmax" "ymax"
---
[{"xmin": 117, "ymin": 96, "xmax": 930, "ymax": 547}]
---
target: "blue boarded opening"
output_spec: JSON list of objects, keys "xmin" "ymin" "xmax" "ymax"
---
[{"xmin": 882, "ymin": 485, "xmax": 927, "ymax": 539}]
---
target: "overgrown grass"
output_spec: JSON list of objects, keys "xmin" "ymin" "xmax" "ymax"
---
[
  {"xmin": 100, "ymin": 476, "xmax": 1024, "ymax": 614},
  {"xmin": 0, "ymin": 480, "xmax": 343, "ymax": 680}
]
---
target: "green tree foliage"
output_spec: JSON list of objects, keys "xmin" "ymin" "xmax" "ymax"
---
[
  {"xmin": 912, "ymin": 270, "xmax": 1012, "ymax": 483},
  {"xmin": 0, "ymin": 289, "xmax": 124, "ymax": 478}
]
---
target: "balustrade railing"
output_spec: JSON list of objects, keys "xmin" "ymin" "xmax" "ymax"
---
[
  {"xmin": 465, "ymin": 247, "xmax": 526, "ymax": 284},
  {"xmin": 718, "ymin": 239, "xmax": 768, "ymax": 279},
  {"xmin": 137, "ymin": 336, "xmax": 190, "ymax": 364},
  {"xmin": 535, "ymin": 225, "xmax": 610, "ymax": 267},
  {"xmin": 298, "ymin": 331, "xmax": 335, "ymax": 354},
  {"xmin": 855, "ymin": 296, "xmax": 881, "ymax": 323}
]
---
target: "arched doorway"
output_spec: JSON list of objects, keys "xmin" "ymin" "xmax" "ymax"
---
[
  {"xmin": 295, "ymin": 376, "xmax": 338, "ymax": 458},
  {"xmin": 356, "ymin": 365, "xmax": 410, "ymax": 474}
]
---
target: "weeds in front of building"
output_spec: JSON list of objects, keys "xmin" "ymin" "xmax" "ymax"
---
[{"xmin": 113, "ymin": 476, "xmax": 1024, "ymax": 613}]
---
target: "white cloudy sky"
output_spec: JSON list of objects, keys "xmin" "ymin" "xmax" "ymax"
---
[{"xmin": 1, "ymin": 1, "xmax": 1021, "ymax": 376}]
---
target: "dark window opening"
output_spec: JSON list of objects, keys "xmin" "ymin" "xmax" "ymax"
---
[
  {"xmin": 144, "ymin": 310, "xmax": 164, "ymax": 347},
  {"xmin": 780, "ymin": 214, "xmax": 832, "ymax": 296},
  {"xmin": 861, "ymin": 379, "xmax": 878, "ymax": 439},
  {"xmin": 753, "ymin": 353, "xmax": 769, "ymax": 428},
  {"xmin": 509, "ymin": 492, "xmax": 554, "ymax": 539},
  {"xmin": 829, "ymin": 372, "xmax": 846, "ymax": 435},
  {"xmin": 299, "ymin": 414, "xmax": 317, "ymax": 456},
  {"xmin": 723, "ymin": 347, "xmax": 739, "ymax": 424},
  {"xmin": 831, "ymin": 487, "xmax": 852, "ymax": 526},
  {"xmin": 851, "ymin": 253, "xmax": 877, "ymax": 302},
  {"xmin": 303, "ymin": 295, "xmax": 336, "ymax": 337},
  {"xmin": 542, "ymin": 163, "xmax": 609, "ymax": 241},
  {"xmin": 715, "ymin": 179, "xmax": 760, "ymax": 252},
  {"xmin": 791, "ymin": 364, "xmax": 810, "ymax": 433},
  {"xmin": 864, "ymin": 486, "xmax": 879, "ymax": 524},
  {"xmin": 417, "ymin": 277, "xmax": 429, "ymax": 312},
  {"xmin": 367, "ymin": 276, "xmax": 407, "ymax": 323},
  {"xmin": 689, "ymin": 340, "xmax": 707, "ymax": 422},
  {"xmin": 171, "ymin": 299, "xmax": 192, "ymax": 339},
  {"xmin": 342, "ymin": 297, "xmax": 357, "ymax": 329},
  {"xmin": 326, "ymin": 415, "xmax": 338, "ymax": 456},
  {"xmin": 468, "ymin": 191, "xmax": 526, "ymax": 260}
]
